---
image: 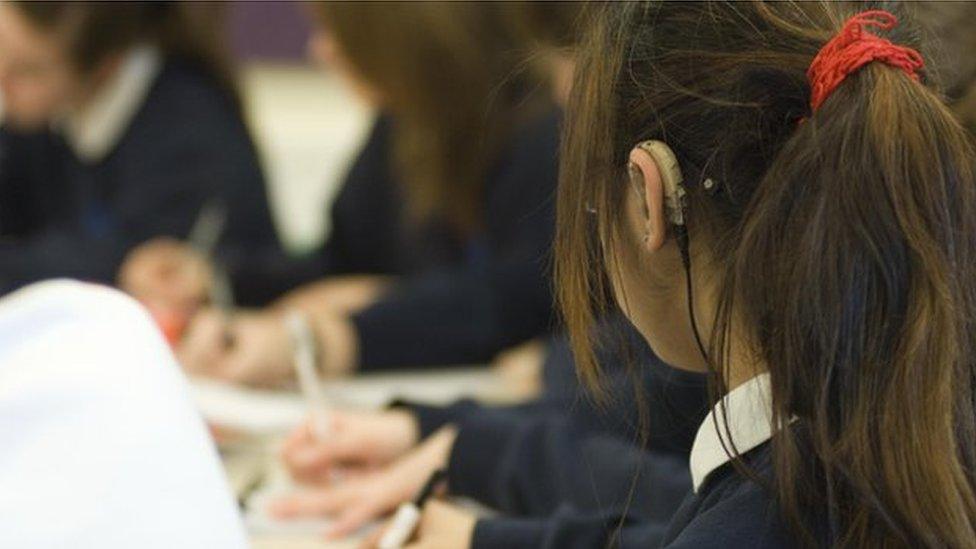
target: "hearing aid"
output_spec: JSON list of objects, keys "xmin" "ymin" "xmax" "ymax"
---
[{"xmin": 632, "ymin": 140, "xmax": 686, "ymax": 227}]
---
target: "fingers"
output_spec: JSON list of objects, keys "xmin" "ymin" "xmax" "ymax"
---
[
  {"xmin": 270, "ymin": 474, "xmax": 403, "ymax": 540},
  {"xmin": 176, "ymin": 309, "xmax": 231, "ymax": 376},
  {"xmin": 281, "ymin": 419, "xmax": 372, "ymax": 483},
  {"xmin": 357, "ymin": 523, "xmax": 388, "ymax": 549},
  {"xmin": 283, "ymin": 444, "xmax": 336, "ymax": 484},
  {"xmin": 281, "ymin": 420, "xmax": 314, "ymax": 455},
  {"xmin": 270, "ymin": 485, "xmax": 355, "ymax": 518},
  {"xmin": 326, "ymin": 498, "xmax": 389, "ymax": 540},
  {"xmin": 120, "ymin": 238, "xmax": 210, "ymax": 311}
]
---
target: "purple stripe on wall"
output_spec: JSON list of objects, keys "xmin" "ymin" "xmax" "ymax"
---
[{"xmin": 227, "ymin": 1, "xmax": 312, "ymax": 62}]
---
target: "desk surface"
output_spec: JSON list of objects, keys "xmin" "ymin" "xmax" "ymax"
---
[
  {"xmin": 252, "ymin": 537, "xmax": 358, "ymax": 549},
  {"xmin": 210, "ymin": 366, "xmax": 514, "ymax": 548}
]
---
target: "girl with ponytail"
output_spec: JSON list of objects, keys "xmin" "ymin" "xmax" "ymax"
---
[{"xmin": 380, "ymin": 1, "xmax": 976, "ymax": 547}]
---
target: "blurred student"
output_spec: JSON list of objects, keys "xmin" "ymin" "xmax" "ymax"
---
[
  {"xmin": 346, "ymin": 1, "xmax": 976, "ymax": 547},
  {"xmin": 126, "ymin": 2, "xmax": 561, "ymax": 385},
  {"xmin": 0, "ymin": 2, "xmax": 277, "ymax": 307},
  {"xmin": 0, "ymin": 281, "xmax": 245, "ymax": 548}
]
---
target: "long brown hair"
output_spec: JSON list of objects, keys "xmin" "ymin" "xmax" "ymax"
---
[
  {"xmin": 556, "ymin": 1, "xmax": 976, "ymax": 546},
  {"xmin": 313, "ymin": 2, "xmax": 542, "ymax": 233},
  {"xmin": 12, "ymin": 1, "xmax": 236, "ymax": 102}
]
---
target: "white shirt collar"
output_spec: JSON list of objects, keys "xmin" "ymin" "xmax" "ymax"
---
[
  {"xmin": 689, "ymin": 372, "xmax": 778, "ymax": 492},
  {"xmin": 62, "ymin": 45, "xmax": 162, "ymax": 163}
]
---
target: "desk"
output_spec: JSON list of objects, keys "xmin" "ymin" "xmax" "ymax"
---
[
  {"xmin": 252, "ymin": 538, "xmax": 358, "ymax": 549},
  {"xmin": 208, "ymin": 367, "xmax": 512, "ymax": 548}
]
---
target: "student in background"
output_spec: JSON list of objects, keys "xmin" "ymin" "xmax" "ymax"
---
[
  {"xmin": 355, "ymin": 1, "xmax": 976, "ymax": 547},
  {"xmin": 0, "ymin": 2, "xmax": 277, "ymax": 304},
  {"xmin": 127, "ymin": 2, "xmax": 561, "ymax": 385}
]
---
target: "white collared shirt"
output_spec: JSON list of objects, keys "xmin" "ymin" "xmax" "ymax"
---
[
  {"xmin": 689, "ymin": 373, "xmax": 781, "ymax": 492},
  {"xmin": 61, "ymin": 45, "xmax": 162, "ymax": 163}
]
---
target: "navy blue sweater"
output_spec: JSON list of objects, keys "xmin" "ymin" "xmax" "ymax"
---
[
  {"xmin": 658, "ymin": 442, "xmax": 796, "ymax": 548},
  {"xmin": 228, "ymin": 111, "xmax": 561, "ymax": 370},
  {"xmin": 470, "ymin": 441, "xmax": 802, "ymax": 549},
  {"xmin": 0, "ymin": 59, "xmax": 278, "ymax": 293},
  {"xmin": 393, "ymin": 320, "xmax": 710, "ymax": 548},
  {"xmin": 406, "ymin": 318, "xmax": 708, "ymax": 453}
]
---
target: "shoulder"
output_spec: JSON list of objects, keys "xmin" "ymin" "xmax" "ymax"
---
[
  {"xmin": 663, "ymin": 452, "xmax": 795, "ymax": 549},
  {"xmin": 0, "ymin": 280, "xmax": 248, "ymax": 547},
  {"xmin": 0, "ymin": 280, "xmax": 151, "ymax": 325},
  {"xmin": 484, "ymin": 108, "xmax": 562, "ymax": 207},
  {"xmin": 119, "ymin": 60, "xmax": 259, "ymax": 171},
  {"xmin": 146, "ymin": 59, "xmax": 237, "ymax": 114},
  {"xmin": 0, "ymin": 281, "xmax": 166, "ymax": 369},
  {"xmin": 501, "ymin": 108, "xmax": 562, "ymax": 169},
  {"xmin": 130, "ymin": 59, "xmax": 246, "ymax": 145}
]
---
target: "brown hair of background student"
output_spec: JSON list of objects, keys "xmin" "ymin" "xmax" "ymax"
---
[
  {"xmin": 556, "ymin": 1, "xmax": 976, "ymax": 546},
  {"xmin": 312, "ymin": 2, "xmax": 543, "ymax": 234}
]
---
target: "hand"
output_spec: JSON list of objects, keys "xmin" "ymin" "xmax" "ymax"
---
[
  {"xmin": 275, "ymin": 276, "xmax": 392, "ymax": 316},
  {"xmin": 281, "ymin": 409, "xmax": 421, "ymax": 485},
  {"xmin": 271, "ymin": 426, "xmax": 458, "ymax": 539},
  {"xmin": 178, "ymin": 309, "xmax": 294, "ymax": 387},
  {"xmin": 361, "ymin": 500, "xmax": 475, "ymax": 549},
  {"xmin": 118, "ymin": 238, "xmax": 213, "ymax": 313},
  {"xmin": 492, "ymin": 338, "xmax": 545, "ymax": 402}
]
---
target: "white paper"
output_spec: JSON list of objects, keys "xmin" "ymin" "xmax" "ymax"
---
[{"xmin": 190, "ymin": 378, "xmax": 307, "ymax": 434}]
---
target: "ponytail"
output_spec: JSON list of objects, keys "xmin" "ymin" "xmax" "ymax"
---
[{"xmin": 736, "ymin": 41, "xmax": 976, "ymax": 549}]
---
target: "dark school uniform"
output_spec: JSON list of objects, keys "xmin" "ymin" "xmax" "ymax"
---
[
  {"xmin": 227, "ymin": 109, "xmax": 561, "ymax": 369},
  {"xmin": 469, "ymin": 374, "xmax": 805, "ymax": 548},
  {"xmin": 397, "ymin": 320, "xmax": 710, "ymax": 548},
  {"xmin": 0, "ymin": 55, "xmax": 278, "ymax": 293}
]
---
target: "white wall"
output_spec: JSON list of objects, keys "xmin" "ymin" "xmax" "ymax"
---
[{"xmin": 239, "ymin": 64, "xmax": 373, "ymax": 253}]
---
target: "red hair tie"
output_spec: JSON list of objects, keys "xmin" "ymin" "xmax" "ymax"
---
[{"xmin": 807, "ymin": 10, "xmax": 924, "ymax": 112}]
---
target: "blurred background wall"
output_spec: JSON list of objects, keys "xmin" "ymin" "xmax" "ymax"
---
[{"xmin": 230, "ymin": 1, "xmax": 373, "ymax": 253}]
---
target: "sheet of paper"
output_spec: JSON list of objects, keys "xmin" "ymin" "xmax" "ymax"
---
[
  {"xmin": 245, "ymin": 488, "xmax": 335, "ymax": 537},
  {"xmin": 190, "ymin": 378, "xmax": 307, "ymax": 435}
]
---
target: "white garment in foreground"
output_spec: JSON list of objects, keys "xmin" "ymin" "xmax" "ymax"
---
[{"xmin": 0, "ymin": 281, "xmax": 246, "ymax": 549}]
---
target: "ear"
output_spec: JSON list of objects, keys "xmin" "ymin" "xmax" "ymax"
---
[{"xmin": 628, "ymin": 147, "xmax": 667, "ymax": 253}]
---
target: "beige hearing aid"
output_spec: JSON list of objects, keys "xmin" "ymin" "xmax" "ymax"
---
[{"xmin": 634, "ymin": 140, "xmax": 686, "ymax": 227}]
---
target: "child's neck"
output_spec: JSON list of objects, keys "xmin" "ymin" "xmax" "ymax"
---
[{"xmin": 723, "ymin": 326, "xmax": 767, "ymax": 392}]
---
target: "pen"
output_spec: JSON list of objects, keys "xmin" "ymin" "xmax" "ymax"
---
[
  {"xmin": 188, "ymin": 201, "xmax": 236, "ymax": 349},
  {"xmin": 188, "ymin": 201, "xmax": 234, "ymax": 312},
  {"xmin": 378, "ymin": 468, "xmax": 447, "ymax": 549},
  {"xmin": 150, "ymin": 201, "xmax": 231, "ymax": 345},
  {"xmin": 285, "ymin": 310, "xmax": 331, "ymax": 439}
]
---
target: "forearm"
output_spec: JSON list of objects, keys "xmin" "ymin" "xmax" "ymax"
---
[
  {"xmin": 472, "ymin": 508, "xmax": 673, "ymax": 549},
  {"xmin": 272, "ymin": 275, "xmax": 393, "ymax": 317},
  {"xmin": 447, "ymin": 414, "xmax": 691, "ymax": 518},
  {"xmin": 351, "ymin": 267, "xmax": 552, "ymax": 371}
]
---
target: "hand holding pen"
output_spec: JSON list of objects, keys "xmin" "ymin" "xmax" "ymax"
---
[
  {"xmin": 121, "ymin": 200, "xmax": 227, "ymax": 345},
  {"xmin": 377, "ymin": 469, "xmax": 447, "ymax": 549},
  {"xmin": 362, "ymin": 472, "xmax": 476, "ymax": 549},
  {"xmin": 274, "ymin": 424, "xmax": 457, "ymax": 540}
]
